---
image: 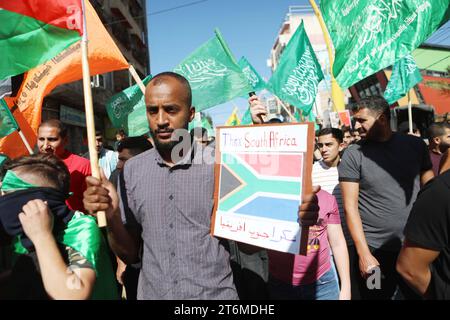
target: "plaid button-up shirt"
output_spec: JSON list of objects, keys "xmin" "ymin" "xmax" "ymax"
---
[{"xmin": 120, "ymin": 144, "xmax": 237, "ymax": 300}]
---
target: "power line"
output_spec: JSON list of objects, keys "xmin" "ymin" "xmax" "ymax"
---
[
  {"xmin": 103, "ymin": 0, "xmax": 210, "ymax": 27},
  {"xmin": 149, "ymin": 0, "xmax": 209, "ymax": 16},
  {"xmin": 422, "ymin": 54, "xmax": 450, "ymax": 70}
]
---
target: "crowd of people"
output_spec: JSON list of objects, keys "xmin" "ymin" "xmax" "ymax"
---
[{"xmin": 0, "ymin": 71, "xmax": 449, "ymax": 300}]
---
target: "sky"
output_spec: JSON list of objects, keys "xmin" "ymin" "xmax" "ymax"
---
[
  {"xmin": 146, "ymin": 0, "xmax": 450, "ymax": 127},
  {"xmin": 146, "ymin": 0, "xmax": 313, "ymax": 126}
]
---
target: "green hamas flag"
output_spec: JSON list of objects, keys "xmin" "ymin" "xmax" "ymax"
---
[
  {"xmin": 238, "ymin": 56, "xmax": 267, "ymax": 92},
  {"xmin": 292, "ymin": 108, "xmax": 319, "ymax": 130},
  {"xmin": 188, "ymin": 115, "xmax": 214, "ymax": 137},
  {"xmin": 320, "ymin": 0, "xmax": 450, "ymax": 89},
  {"xmin": 174, "ymin": 29, "xmax": 253, "ymax": 112},
  {"xmin": 0, "ymin": 154, "xmax": 7, "ymax": 167},
  {"xmin": 305, "ymin": 110, "xmax": 319, "ymax": 131},
  {"xmin": 106, "ymin": 75, "xmax": 152, "ymax": 137},
  {"xmin": 240, "ymin": 108, "xmax": 253, "ymax": 125},
  {"xmin": 0, "ymin": 99, "xmax": 18, "ymax": 138},
  {"xmin": 268, "ymin": 21, "xmax": 324, "ymax": 115},
  {"xmin": 384, "ymin": 55, "xmax": 423, "ymax": 105}
]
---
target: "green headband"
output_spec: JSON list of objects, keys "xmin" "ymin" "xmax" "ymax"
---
[{"xmin": 1, "ymin": 170, "xmax": 38, "ymax": 192}]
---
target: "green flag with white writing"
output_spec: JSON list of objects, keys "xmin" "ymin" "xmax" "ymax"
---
[
  {"xmin": 384, "ymin": 55, "xmax": 422, "ymax": 105},
  {"xmin": 0, "ymin": 99, "xmax": 18, "ymax": 138},
  {"xmin": 268, "ymin": 21, "xmax": 324, "ymax": 115},
  {"xmin": 174, "ymin": 29, "xmax": 253, "ymax": 112},
  {"xmin": 238, "ymin": 56, "xmax": 267, "ymax": 92},
  {"xmin": 320, "ymin": 0, "xmax": 450, "ymax": 89},
  {"xmin": 106, "ymin": 75, "xmax": 152, "ymax": 137}
]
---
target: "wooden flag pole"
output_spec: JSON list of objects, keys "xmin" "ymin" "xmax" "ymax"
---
[
  {"xmin": 407, "ymin": 90, "xmax": 413, "ymax": 134},
  {"xmin": 273, "ymin": 95, "xmax": 297, "ymax": 122},
  {"xmin": 81, "ymin": 0, "xmax": 106, "ymax": 227},
  {"xmin": 17, "ymin": 129, "xmax": 33, "ymax": 155},
  {"xmin": 128, "ymin": 65, "xmax": 146, "ymax": 95}
]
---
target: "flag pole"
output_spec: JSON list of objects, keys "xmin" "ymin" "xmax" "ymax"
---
[
  {"xmin": 308, "ymin": 0, "xmax": 345, "ymax": 112},
  {"xmin": 80, "ymin": 0, "xmax": 106, "ymax": 227},
  {"xmin": 3, "ymin": 100, "xmax": 34, "ymax": 154},
  {"xmin": 407, "ymin": 90, "xmax": 413, "ymax": 134},
  {"xmin": 128, "ymin": 65, "xmax": 146, "ymax": 95},
  {"xmin": 17, "ymin": 129, "xmax": 33, "ymax": 154},
  {"xmin": 273, "ymin": 96, "xmax": 297, "ymax": 122}
]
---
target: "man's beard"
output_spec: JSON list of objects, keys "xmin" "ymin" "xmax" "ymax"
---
[
  {"xmin": 439, "ymin": 141, "xmax": 450, "ymax": 153},
  {"xmin": 150, "ymin": 128, "xmax": 179, "ymax": 154},
  {"xmin": 153, "ymin": 137, "xmax": 179, "ymax": 153}
]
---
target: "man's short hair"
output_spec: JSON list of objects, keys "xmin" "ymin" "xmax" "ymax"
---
[
  {"xmin": 117, "ymin": 136, "xmax": 153, "ymax": 156},
  {"xmin": 116, "ymin": 129, "xmax": 126, "ymax": 136},
  {"xmin": 342, "ymin": 126, "xmax": 352, "ymax": 134},
  {"xmin": 317, "ymin": 127, "xmax": 343, "ymax": 143},
  {"xmin": 351, "ymin": 96, "xmax": 390, "ymax": 119},
  {"xmin": 83, "ymin": 130, "xmax": 103, "ymax": 140},
  {"xmin": 38, "ymin": 119, "xmax": 68, "ymax": 139},
  {"xmin": 428, "ymin": 122, "xmax": 450, "ymax": 139},
  {"xmin": 3, "ymin": 153, "xmax": 70, "ymax": 194},
  {"xmin": 150, "ymin": 72, "xmax": 192, "ymax": 107}
]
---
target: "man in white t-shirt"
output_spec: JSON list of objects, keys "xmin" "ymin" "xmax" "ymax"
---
[
  {"xmin": 312, "ymin": 128, "xmax": 355, "ymax": 295},
  {"xmin": 313, "ymin": 128, "xmax": 350, "ymax": 243}
]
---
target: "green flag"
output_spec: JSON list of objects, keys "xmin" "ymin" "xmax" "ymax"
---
[
  {"xmin": 174, "ymin": 29, "xmax": 253, "ymax": 112},
  {"xmin": 294, "ymin": 108, "xmax": 302, "ymax": 122},
  {"xmin": 384, "ymin": 55, "xmax": 423, "ymax": 105},
  {"xmin": 224, "ymin": 108, "xmax": 241, "ymax": 126},
  {"xmin": 0, "ymin": 99, "xmax": 18, "ymax": 138},
  {"xmin": 268, "ymin": 22, "xmax": 324, "ymax": 115},
  {"xmin": 0, "ymin": 0, "xmax": 83, "ymax": 80},
  {"xmin": 188, "ymin": 115, "xmax": 214, "ymax": 137},
  {"xmin": 0, "ymin": 154, "xmax": 8, "ymax": 167},
  {"xmin": 240, "ymin": 108, "xmax": 253, "ymax": 125},
  {"xmin": 106, "ymin": 75, "xmax": 152, "ymax": 137},
  {"xmin": 305, "ymin": 110, "xmax": 320, "ymax": 131},
  {"xmin": 321, "ymin": 0, "xmax": 450, "ymax": 89},
  {"xmin": 238, "ymin": 56, "xmax": 267, "ymax": 92}
]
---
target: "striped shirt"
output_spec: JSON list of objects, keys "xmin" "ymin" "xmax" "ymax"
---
[
  {"xmin": 121, "ymin": 144, "xmax": 238, "ymax": 300},
  {"xmin": 312, "ymin": 160, "xmax": 353, "ymax": 246}
]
